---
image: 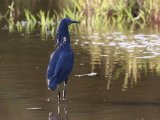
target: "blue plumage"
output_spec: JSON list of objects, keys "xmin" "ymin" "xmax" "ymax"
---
[
  {"xmin": 47, "ymin": 45, "xmax": 74, "ymax": 90},
  {"xmin": 46, "ymin": 18, "xmax": 80, "ymax": 95}
]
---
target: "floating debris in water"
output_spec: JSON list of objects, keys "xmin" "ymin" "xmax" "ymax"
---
[
  {"xmin": 87, "ymin": 73, "xmax": 97, "ymax": 76},
  {"xmin": 26, "ymin": 107, "xmax": 43, "ymax": 110},
  {"xmin": 75, "ymin": 72, "xmax": 97, "ymax": 77}
]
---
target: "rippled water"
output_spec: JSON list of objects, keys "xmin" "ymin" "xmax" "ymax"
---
[{"xmin": 0, "ymin": 28, "xmax": 160, "ymax": 120}]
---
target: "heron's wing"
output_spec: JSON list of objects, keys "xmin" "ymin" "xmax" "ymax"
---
[
  {"xmin": 47, "ymin": 50, "xmax": 73, "ymax": 90},
  {"xmin": 47, "ymin": 51, "xmax": 64, "ymax": 80},
  {"xmin": 47, "ymin": 52, "xmax": 57, "ymax": 74},
  {"xmin": 46, "ymin": 51, "xmax": 64, "ymax": 89},
  {"xmin": 52, "ymin": 53, "xmax": 64, "ymax": 77}
]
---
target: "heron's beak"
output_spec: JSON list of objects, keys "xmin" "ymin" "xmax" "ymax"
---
[{"xmin": 71, "ymin": 20, "xmax": 81, "ymax": 24}]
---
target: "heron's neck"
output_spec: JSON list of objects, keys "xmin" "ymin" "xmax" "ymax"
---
[
  {"xmin": 56, "ymin": 39, "xmax": 71, "ymax": 49},
  {"xmin": 56, "ymin": 25, "xmax": 70, "ymax": 46},
  {"xmin": 59, "ymin": 24, "xmax": 69, "ymax": 36}
]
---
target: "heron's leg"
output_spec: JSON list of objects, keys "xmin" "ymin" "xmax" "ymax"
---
[
  {"xmin": 63, "ymin": 81, "xmax": 67, "ymax": 100},
  {"xmin": 58, "ymin": 100, "xmax": 60, "ymax": 115},
  {"xmin": 57, "ymin": 85, "xmax": 60, "ymax": 101}
]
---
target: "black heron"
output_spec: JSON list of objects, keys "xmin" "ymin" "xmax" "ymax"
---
[{"xmin": 46, "ymin": 18, "xmax": 80, "ymax": 100}]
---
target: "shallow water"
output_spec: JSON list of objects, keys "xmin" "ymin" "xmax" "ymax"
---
[{"xmin": 0, "ymin": 28, "xmax": 160, "ymax": 120}]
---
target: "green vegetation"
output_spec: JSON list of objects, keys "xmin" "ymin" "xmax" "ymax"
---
[{"xmin": 0, "ymin": 0, "xmax": 160, "ymax": 36}]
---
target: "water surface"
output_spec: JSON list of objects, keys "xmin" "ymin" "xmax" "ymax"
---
[{"xmin": 0, "ymin": 28, "xmax": 160, "ymax": 120}]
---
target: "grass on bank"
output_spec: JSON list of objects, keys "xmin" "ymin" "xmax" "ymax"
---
[{"xmin": 0, "ymin": 0, "xmax": 160, "ymax": 36}]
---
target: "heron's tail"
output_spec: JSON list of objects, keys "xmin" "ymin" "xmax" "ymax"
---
[
  {"xmin": 48, "ymin": 86, "xmax": 56, "ymax": 91},
  {"xmin": 47, "ymin": 79, "xmax": 57, "ymax": 91}
]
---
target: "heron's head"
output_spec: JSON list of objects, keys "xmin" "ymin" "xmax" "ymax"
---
[
  {"xmin": 60, "ymin": 18, "xmax": 80, "ymax": 27},
  {"xmin": 56, "ymin": 18, "xmax": 80, "ymax": 45}
]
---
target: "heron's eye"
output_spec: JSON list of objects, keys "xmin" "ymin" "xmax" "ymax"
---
[{"xmin": 68, "ymin": 21, "xmax": 72, "ymax": 25}]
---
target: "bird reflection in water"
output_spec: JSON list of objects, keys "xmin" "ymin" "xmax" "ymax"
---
[{"xmin": 49, "ymin": 101, "xmax": 69, "ymax": 120}]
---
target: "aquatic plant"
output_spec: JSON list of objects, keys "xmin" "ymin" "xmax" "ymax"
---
[
  {"xmin": 37, "ymin": 10, "xmax": 56, "ymax": 39},
  {"xmin": 7, "ymin": 1, "xmax": 15, "ymax": 32},
  {"xmin": 24, "ymin": 9, "xmax": 36, "ymax": 24},
  {"xmin": 24, "ymin": 9, "xmax": 36, "ymax": 33},
  {"xmin": 1, "ymin": 0, "xmax": 160, "ymax": 37},
  {"xmin": 16, "ymin": 21, "xmax": 23, "ymax": 32},
  {"xmin": 66, "ymin": 0, "xmax": 160, "ymax": 27}
]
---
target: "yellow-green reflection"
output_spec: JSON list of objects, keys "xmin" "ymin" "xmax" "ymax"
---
[{"xmin": 79, "ymin": 30, "xmax": 160, "ymax": 91}]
